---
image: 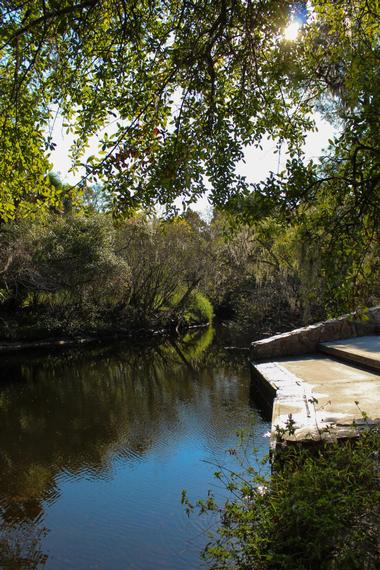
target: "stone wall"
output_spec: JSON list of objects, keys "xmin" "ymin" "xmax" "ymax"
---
[{"xmin": 251, "ymin": 306, "xmax": 380, "ymax": 361}]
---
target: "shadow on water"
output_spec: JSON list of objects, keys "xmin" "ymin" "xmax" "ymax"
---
[{"xmin": 0, "ymin": 326, "xmax": 270, "ymax": 569}]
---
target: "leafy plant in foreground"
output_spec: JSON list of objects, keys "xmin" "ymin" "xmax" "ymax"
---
[{"xmin": 183, "ymin": 427, "xmax": 380, "ymax": 569}]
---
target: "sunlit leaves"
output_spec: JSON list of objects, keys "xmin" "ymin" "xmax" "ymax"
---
[
  {"xmin": 1, "ymin": 0, "xmax": 379, "ymax": 234},
  {"xmin": 0, "ymin": 0, "xmax": 312, "ymax": 218}
]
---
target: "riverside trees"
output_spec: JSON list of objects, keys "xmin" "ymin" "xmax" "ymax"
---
[
  {"xmin": 0, "ymin": 213, "xmax": 216, "ymax": 338},
  {"xmin": 0, "ymin": 209, "xmax": 342, "ymax": 340},
  {"xmin": 1, "ymin": 0, "xmax": 380, "ymax": 312}
]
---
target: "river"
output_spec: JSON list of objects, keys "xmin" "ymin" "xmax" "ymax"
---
[{"xmin": 0, "ymin": 327, "xmax": 270, "ymax": 569}]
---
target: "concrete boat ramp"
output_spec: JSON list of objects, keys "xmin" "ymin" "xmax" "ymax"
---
[{"xmin": 251, "ymin": 318, "xmax": 380, "ymax": 450}]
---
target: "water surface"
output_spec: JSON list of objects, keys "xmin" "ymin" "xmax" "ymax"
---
[{"xmin": 0, "ymin": 328, "xmax": 270, "ymax": 569}]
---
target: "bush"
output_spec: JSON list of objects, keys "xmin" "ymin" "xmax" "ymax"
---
[
  {"xmin": 0, "ymin": 215, "xmax": 131, "ymax": 335},
  {"xmin": 184, "ymin": 290, "xmax": 214, "ymax": 324},
  {"xmin": 184, "ymin": 428, "xmax": 380, "ymax": 570}
]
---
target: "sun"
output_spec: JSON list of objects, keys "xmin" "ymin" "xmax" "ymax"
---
[{"xmin": 283, "ymin": 20, "xmax": 301, "ymax": 41}]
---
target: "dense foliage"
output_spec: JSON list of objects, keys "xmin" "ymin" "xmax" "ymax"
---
[
  {"xmin": 184, "ymin": 427, "xmax": 380, "ymax": 569},
  {"xmin": 1, "ymin": 2, "xmax": 380, "ymax": 564},
  {"xmin": 0, "ymin": 0, "xmax": 307, "ymax": 217},
  {"xmin": 0, "ymin": 1, "xmax": 377, "ymax": 212},
  {"xmin": 0, "ymin": 212, "xmax": 214, "ymax": 338},
  {"xmin": 1, "ymin": 0, "xmax": 379, "ymax": 312},
  {"xmin": 1, "ymin": 204, "xmax": 380, "ymax": 340}
]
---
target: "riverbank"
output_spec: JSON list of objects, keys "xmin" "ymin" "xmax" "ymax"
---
[{"xmin": 0, "ymin": 321, "xmax": 211, "ymax": 354}]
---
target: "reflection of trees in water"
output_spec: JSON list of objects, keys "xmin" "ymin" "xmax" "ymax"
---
[
  {"xmin": 0, "ymin": 520, "xmax": 48, "ymax": 568},
  {"xmin": 0, "ymin": 327, "xmax": 253, "ymax": 566}
]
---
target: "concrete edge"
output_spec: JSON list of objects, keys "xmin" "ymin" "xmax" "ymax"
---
[
  {"xmin": 251, "ymin": 306, "xmax": 380, "ymax": 361},
  {"xmin": 250, "ymin": 360, "xmax": 316, "ymax": 451},
  {"xmin": 319, "ymin": 343, "xmax": 380, "ymax": 372},
  {"xmin": 250, "ymin": 359, "xmax": 370, "ymax": 453}
]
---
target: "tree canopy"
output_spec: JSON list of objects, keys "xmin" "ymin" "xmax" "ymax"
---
[{"xmin": 2, "ymin": 0, "xmax": 378, "ymax": 220}]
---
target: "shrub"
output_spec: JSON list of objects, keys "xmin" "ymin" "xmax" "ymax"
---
[
  {"xmin": 184, "ymin": 428, "xmax": 380, "ymax": 570},
  {"xmin": 0, "ymin": 215, "xmax": 132, "ymax": 335},
  {"xmin": 184, "ymin": 290, "xmax": 214, "ymax": 324}
]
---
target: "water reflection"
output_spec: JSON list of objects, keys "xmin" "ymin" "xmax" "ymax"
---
[{"xmin": 0, "ymin": 328, "xmax": 270, "ymax": 569}]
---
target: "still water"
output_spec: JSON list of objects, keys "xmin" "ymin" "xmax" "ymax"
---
[{"xmin": 0, "ymin": 328, "xmax": 270, "ymax": 569}]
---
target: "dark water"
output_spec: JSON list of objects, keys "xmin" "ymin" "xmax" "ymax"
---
[{"xmin": 0, "ymin": 328, "xmax": 270, "ymax": 569}]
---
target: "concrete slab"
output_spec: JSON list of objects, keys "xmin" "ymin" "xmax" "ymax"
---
[
  {"xmin": 251, "ymin": 354, "xmax": 380, "ymax": 449},
  {"xmin": 320, "ymin": 335, "xmax": 380, "ymax": 371}
]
